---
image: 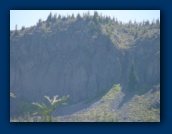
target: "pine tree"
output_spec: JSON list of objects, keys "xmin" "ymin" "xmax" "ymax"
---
[
  {"xmin": 54, "ymin": 13, "xmax": 57, "ymax": 19},
  {"xmin": 15, "ymin": 24, "xmax": 17, "ymax": 31},
  {"xmin": 156, "ymin": 18, "xmax": 160, "ymax": 28},
  {"xmin": 37, "ymin": 19, "xmax": 42, "ymax": 26},
  {"xmin": 71, "ymin": 13, "xmax": 75, "ymax": 19},
  {"xmin": 77, "ymin": 13, "xmax": 81, "ymax": 19},
  {"xmin": 93, "ymin": 11, "xmax": 99, "ymax": 24},
  {"xmin": 52, "ymin": 13, "xmax": 57, "ymax": 22},
  {"xmin": 21, "ymin": 26, "xmax": 25, "ymax": 31},
  {"xmin": 58, "ymin": 14, "xmax": 61, "ymax": 20},
  {"xmin": 14, "ymin": 24, "xmax": 19, "ymax": 36},
  {"xmin": 47, "ymin": 12, "xmax": 52, "ymax": 21},
  {"xmin": 128, "ymin": 63, "xmax": 139, "ymax": 91}
]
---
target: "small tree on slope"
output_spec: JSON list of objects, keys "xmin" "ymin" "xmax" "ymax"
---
[{"xmin": 32, "ymin": 95, "xmax": 69, "ymax": 122}]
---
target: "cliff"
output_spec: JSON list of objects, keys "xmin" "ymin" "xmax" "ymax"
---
[{"xmin": 10, "ymin": 14, "xmax": 160, "ymax": 116}]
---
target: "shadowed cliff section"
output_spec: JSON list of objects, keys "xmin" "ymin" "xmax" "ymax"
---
[{"xmin": 10, "ymin": 20, "xmax": 123, "ymax": 105}]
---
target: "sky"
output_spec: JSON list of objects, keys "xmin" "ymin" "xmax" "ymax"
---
[{"xmin": 10, "ymin": 10, "xmax": 160, "ymax": 30}]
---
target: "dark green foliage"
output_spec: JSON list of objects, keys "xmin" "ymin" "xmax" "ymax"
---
[
  {"xmin": 156, "ymin": 19, "xmax": 160, "ymax": 25},
  {"xmin": 145, "ymin": 20, "xmax": 150, "ymax": 25},
  {"xmin": 93, "ymin": 11, "xmax": 98, "ymax": 19},
  {"xmin": 128, "ymin": 63, "xmax": 139, "ymax": 91},
  {"xmin": 37, "ymin": 19, "xmax": 42, "ymax": 26},
  {"xmin": 14, "ymin": 24, "xmax": 19, "ymax": 36},
  {"xmin": 76, "ymin": 13, "xmax": 81, "ymax": 19},
  {"xmin": 62, "ymin": 16, "xmax": 67, "ymax": 21},
  {"xmin": 21, "ymin": 26, "xmax": 25, "ymax": 31},
  {"xmin": 89, "ymin": 20, "xmax": 96, "ymax": 32},
  {"xmin": 47, "ymin": 12, "xmax": 52, "ymax": 21},
  {"xmin": 71, "ymin": 13, "xmax": 75, "ymax": 19},
  {"xmin": 58, "ymin": 14, "xmax": 61, "ymax": 19},
  {"xmin": 89, "ymin": 19, "xmax": 101, "ymax": 34},
  {"xmin": 85, "ymin": 11, "xmax": 90, "ymax": 21},
  {"xmin": 46, "ymin": 21, "xmax": 50, "ymax": 27},
  {"xmin": 138, "ymin": 85, "xmax": 149, "ymax": 95},
  {"xmin": 54, "ymin": 13, "xmax": 57, "ymax": 20}
]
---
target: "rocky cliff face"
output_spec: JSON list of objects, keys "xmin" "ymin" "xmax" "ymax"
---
[
  {"xmin": 120, "ymin": 35, "xmax": 160, "ymax": 87},
  {"xmin": 10, "ymin": 18, "xmax": 160, "ymax": 116}
]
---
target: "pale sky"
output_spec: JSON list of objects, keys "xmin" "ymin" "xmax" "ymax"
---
[{"xmin": 10, "ymin": 10, "xmax": 160, "ymax": 30}]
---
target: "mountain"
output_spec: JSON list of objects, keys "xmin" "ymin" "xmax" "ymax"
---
[{"xmin": 10, "ymin": 12, "xmax": 160, "ymax": 120}]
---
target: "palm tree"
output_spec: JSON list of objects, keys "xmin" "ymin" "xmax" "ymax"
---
[{"xmin": 32, "ymin": 95, "xmax": 69, "ymax": 122}]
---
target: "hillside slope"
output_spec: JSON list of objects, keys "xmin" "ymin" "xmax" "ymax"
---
[
  {"xmin": 56, "ymin": 84, "xmax": 160, "ymax": 122},
  {"xmin": 10, "ymin": 12, "xmax": 160, "ymax": 119}
]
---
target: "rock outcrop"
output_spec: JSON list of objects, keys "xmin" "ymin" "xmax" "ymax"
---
[{"xmin": 10, "ymin": 18, "xmax": 160, "ymax": 116}]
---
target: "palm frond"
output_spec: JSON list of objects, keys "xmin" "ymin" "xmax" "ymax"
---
[
  {"xmin": 10, "ymin": 92, "xmax": 16, "ymax": 98},
  {"xmin": 44, "ymin": 96, "xmax": 52, "ymax": 103},
  {"xmin": 32, "ymin": 102, "xmax": 44, "ymax": 109}
]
